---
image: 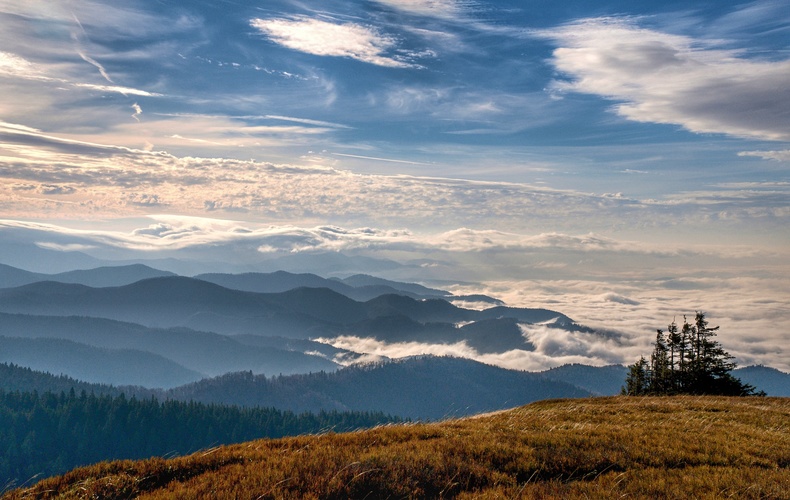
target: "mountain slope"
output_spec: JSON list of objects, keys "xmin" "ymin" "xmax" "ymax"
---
[
  {"xmin": 733, "ymin": 365, "xmax": 790, "ymax": 397},
  {"xmin": 539, "ymin": 363, "xmax": 629, "ymax": 395},
  {"xmin": 197, "ymin": 270, "xmax": 456, "ymax": 302},
  {"xmin": 335, "ymin": 274, "xmax": 450, "ymax": 297},
  {"xmin": 0, "ymin": 313, "xmax": 339, "ymax": 377},
  {"xmin": 166, "ymin": 356, "xmax": 592, "ymax": 420},
  {"xmin": 0, "ymin": 388, "xmax": 401, "ymax": 492},
  {"xmin": 0, "ymin": 263, "xmax": 174, "ymax": 288},
  {"xmin": 195, "ymin": 270, "xmax": 353, "ymax": 295},
  {"xmin": 7, "ymin": 397, "xmax": 788, "ymax": 499},
  {"xmin": 50, "ymin": 264, "xmax": 175, "ymax": 287},
  {"xmin": 0, "ymin": 362, "xmax": 160, "ymax": 399},
  {"xmin": 0, "ymin": 264, "xmax": 43, "ymax": 288},
  {"xmin": 0, "ymin": 337, "xmax": 202, "ymax": 388}
]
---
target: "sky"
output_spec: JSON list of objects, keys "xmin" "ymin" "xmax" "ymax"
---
[{"xmin": 0, "ymin": 0, "xmax": 788, "ymax": 371}]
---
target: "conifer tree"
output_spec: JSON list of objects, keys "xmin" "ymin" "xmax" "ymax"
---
[
  {"xmin": 623, "ymin": 312, "xmax": 761, "ymax": 396},
  {"xmin": 665, "ymin": 320, "xmax": 682, "ymax": 384},
  {"xmin": 649, "ymin": 329, "xmax": 671, "ymax": 394},
  {"xmin": 622, "ymin": 356, "xmax": 649, "ymax": 395}
]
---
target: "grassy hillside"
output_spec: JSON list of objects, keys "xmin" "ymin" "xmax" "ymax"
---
[{"xmin": 5, "ymin": 396, "xmax": 788, "ymax": 499}]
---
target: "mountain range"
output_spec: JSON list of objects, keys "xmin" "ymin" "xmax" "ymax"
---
[
  {"xmin": 0, "ymin": 268, "xmax": 574, "ymax": 352},
  {"xmin": 0, "ymin": 262, "xmax": 786, "ymax": 407},
  {"xmin": 0, "ymin": 312, "xmax": 341, "ymax": 385}
]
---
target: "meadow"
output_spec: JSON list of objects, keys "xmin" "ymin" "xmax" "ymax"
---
[{"xmin": 4, "ymin": 396, "xmax": 788, "ymax": 499}]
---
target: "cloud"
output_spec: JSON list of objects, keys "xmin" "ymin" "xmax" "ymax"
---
[
  {"xmin": 126, "ymin": 193, "xmax": 165, "ymax": 207},
  {"xmin": 316, "ymin": 331, "xmax": 627, "ymax": 372},
  {"xmin": 0, "ymin": 51, "xmax": 160, "ymax": 98},
  {"xmin": 39, "ymin": 184, "xmax": 77, "ymax": 195},
  {"xmin": 331, "ymin": 152, "xmax": 431, "ymax": 165},
  {"xmin": 449, "ymin": 274, "xmax": 790, "ymax": 372},
  {"xmin": 74, "ymin": 83, "xmax": 162, "ymax": 97},
  {"xmin": 600, "ymin": 293, "xmax": 640, "ymax": 306},
  {"xmin": 2, "ymin": 125, "xmax": 789, "ymax": 236},
  {"xmin": 35, "ymin": 242, "xmax": 96, "ymax": 252},
  {"xmin": 738, "ymin": 150, "xmax": 790, "ymax": 162},
  {"xmin": 537, "ymin": 17, "xmax": 790, "ymax": 141},
  {"xmin": 250, "ymin": 17, "xmax": 419, "ymax": 68},
  {"xmin": 0, "ymin": 120, "xmax": 169, "ymax": 159},
  {"xmin": 0, "ymin": 51, "xmax": 45, "ymax": 79},
  {"xmin": 262, "ymin": 115, "xmax": 351, "ymax": 129},
  {"xmin": 370, "ymin": 0, "xmax": 469, "ymax": 19},
  {"xmin": 131, "ymin": 103, "xmax": 143, "ymax": 122},
  {"xmin": 519, "ymin": 324, "xmax": 628, "ymax": 361}
]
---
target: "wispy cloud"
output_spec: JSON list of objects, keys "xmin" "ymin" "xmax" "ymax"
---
[
  {"xmin": 0, "ymin": 51, "xmax": 46, "ymax": 79},
  {"xmin": 0, "ymin": 50, "xmax": 160, "ymax": 98},
  {"xmin": 131, "ymin": 103, "xmax": 143, "ymax": 122},
  {"xmin": 250, "ymin": 17, "xmax": 422, "ymax": 68},
  {"xmin": 1, "ymin": 124, "xmax": 788, "ymax": 238},
  {"xmin": 738, "ymin": 149, "xmax": 790, "ymax": 162},
  {"xmin": 72, "ymin": 13, "xmax": 114, "ymax": 83},
  {"xmin": 262, "ymin": 115, "xmax": 351, "ymax": 129},
  {"xmin": 74, "ymin": 83, "xmax": 162, "ymax": 97},
  {"xmin": 330, "ymin": 152, "xmax": 431, "ymax": 165},
  {"xmin": 370, "ymin": 0, "xmax": 470, "ymax": 20},
  {"xmin": 537, "ymin": 16, "xmax": 790, "ymax": 141}
]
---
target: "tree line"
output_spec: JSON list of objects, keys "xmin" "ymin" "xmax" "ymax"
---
[
  {"xmin": 623, "ymin": 312, "xmax": 762, "ymax": 396},
  {"xmin": 0, "ymin": 389, "xmax": 402, "ymax": 491}
]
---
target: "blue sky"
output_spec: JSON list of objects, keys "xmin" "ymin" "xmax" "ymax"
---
[{"xmin": 0, "ymin": 0, "xmax": 788, "ymax": 369}]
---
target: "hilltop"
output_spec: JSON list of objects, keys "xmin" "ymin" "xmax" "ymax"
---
[{"xmin": 5, "ymin": 396, "xmax": 788, "ymax": 499}]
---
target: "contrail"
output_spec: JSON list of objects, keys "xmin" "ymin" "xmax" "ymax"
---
[
  {"xmin": 331, "ymin": 152, "xmax": 432, "ymax": 166},
  {"xmin": 72, "ymin": 13, "xmax": 113, "ymax": 83}
]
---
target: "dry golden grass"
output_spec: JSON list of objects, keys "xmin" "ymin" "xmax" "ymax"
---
[{"xmin": 5, "ymin": 396, "xmax": 789, "ymax": 499}]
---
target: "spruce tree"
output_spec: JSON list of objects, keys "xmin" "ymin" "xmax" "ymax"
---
[
  {"xmin": 665, "ymin": 320, "xmax": 683, "ymax": 390},
  {"xmin": 649, "ymin": 329, "xmax": 670, "ymax": 394},
  {"xmin": 622, "ymin": 357, "xmax": 649, "ymax": 395}
]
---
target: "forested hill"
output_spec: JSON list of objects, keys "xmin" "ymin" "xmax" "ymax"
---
[
  {"xmin": 0, "ymin": 389, "xmax": 401, "ymax": 492},
  {"xmin": 0, "ymin": 363, "xmax": 160, "ymax": 400},
  {"xmin": 0, "ymin": 358, "xmax": 592, "ymax": 421},
  {"xmin": 166, "ymin": 356, "xmax": 593, "ymax": 420}
]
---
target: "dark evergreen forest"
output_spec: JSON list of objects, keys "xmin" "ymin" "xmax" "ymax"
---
[{"xmin": 0, "ymin": 389, "xmax": 402, "ymax": 491}]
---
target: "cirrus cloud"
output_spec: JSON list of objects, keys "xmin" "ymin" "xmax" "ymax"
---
[
  {"xmin": 370, "ymin": 0, "xmax": 469, "ymax": 19},
  {"xmin": 250, "ymin": 17, "xmax": 420, "ymax": 68},
  {"xmin": 738, "ymin": 149, "xmax": 790, "ymax": 162},
  {"xmin": 537, "ymin": 17, "xmax": 790, "ymax": 141}
]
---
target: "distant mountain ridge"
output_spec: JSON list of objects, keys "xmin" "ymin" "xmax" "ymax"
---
[
  {"xmin": 196, "ymin": 270, "xmax": 454, "ymax": 302},
  {"xmin": 0, "ymin": 313, "xmax": 341, "ymax": 384},
  {"xmin": 0, "ymin": 264, "xmax": 583, "ymax": 387},
  {"xmin": 0, "ymin": 336, "xmax": 201, "ymax": 388},
  {"xmin": 167, "ymin": 356, "xmax": 593, "ymax": 420},
  {"xmin": 0, "ymin": 276, "xmax": 575, "ymax": 353},
  {"xmin": 0, "ymin": 263, "xmax": 174, "ymax": 288},
  {"xmin": 1, "ymin": 262, "xmax": 502, "ymax": 304}
]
